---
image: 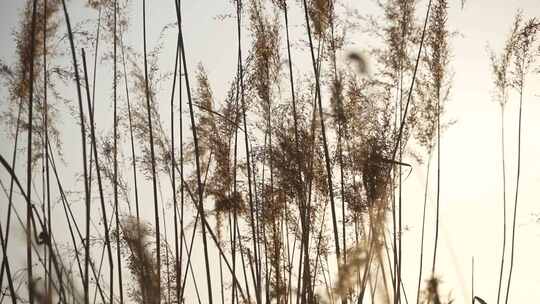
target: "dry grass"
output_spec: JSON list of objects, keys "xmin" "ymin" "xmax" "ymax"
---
[{"xmin": 0, "ymin": 1, "xmax": 539, "ymax": 304}]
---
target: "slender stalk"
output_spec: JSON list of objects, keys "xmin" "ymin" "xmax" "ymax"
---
[
  {"xmin": 42, "ymin": 0, "xmax": 53, "ymax": 299},
  {"xmin": 178, "ymin": 33, "xmax": 185, "ymax": 303},
  {"xmin": 25, "ymin": 1, "xmax": 39, "ymax": 302},
  {"xmin": 230, "ymin": 41, "xmax": 241, "ymax": 304},
  {"xmin": 84, "ymin": 11, "xmax": 101, "ymax": 301},
  {"xmin": 233, "ymin": 1, "xmax": 261, "ymax": 302},
  {"xmin": 328, "ymin": 0, "xmax": 348, "ymax": 269},
  {"xmin": 496, "ymin": 107, "xmax": 507, "ymax": 304},
  {"xmin": 504, "ymin": 58, "xmax": 525, "ymax": 303},
  {"xmin": 299, "ymin": 56, "xmax": 324, "ymax": 302},
  {"xmin": 220, "ymin": 255, "xmax": 225, "ymax": 304},
  {"xmin": 87, "ymin": 6, "xmax": 101, "ymax": 198},
  {"xmin": 175, "ymin": 1, "xmax": 213, "ymax": 302},
  {"xmin": 111, "ymin": 2, "xmax": 124, "ymax": 303},
  {"xmin": 301, "ymin": 0, "xmax": 341, "ymax": 273},
  {"xmin": 431, "ymin": 84, "xmax": 441, "ymax": 274},
  {"xmin": 119, "ymin": 28, "xmax": 141, "ymax": 231},
  {"xmin": 142, "ymin": 0, "xmax": 162, "ymax": 296},
  {"xmin": 170, "ymin": 33, "xmax": 181, "ymax": 304},
  {"xmin": 416, "ymin": 153, "xmax": 432, "ymax": 304},
  {"xmin": 471, "ymin": 257, "xmax": 475, "ymax": 304},
  {"xmin": 61, "ymin": 0, "xmax": 108, "ymax": 299},
  {"xmin": 392, "ymin": 151, "xmax": 398, "ymax": 302},
  {"xmin": 280, "ymin": 9, "xmax": 311, "ymax": 300},
  {"xmin": 282, "ymin": 2, "xmax": 300, "ymax": 152},
  {"xmin": 80, "ymin": 47, "xmax": 114, "ymax": 304},
  {"xmin": 301, "ymin": 58, "xmax": 323, "ymax": 302}
]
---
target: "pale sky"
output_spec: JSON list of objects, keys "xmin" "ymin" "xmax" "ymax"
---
[{"xmin": 1, "ymin": 0, "xmax": 540, "ymax": 303}]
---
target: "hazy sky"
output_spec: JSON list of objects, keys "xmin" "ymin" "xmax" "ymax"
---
[{"xmin": 1, "ymin": 0, "xmax": 540, "ymax": 303}]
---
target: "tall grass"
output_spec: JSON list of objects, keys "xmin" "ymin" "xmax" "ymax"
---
[{"xmin": 1, "ymin": 1, "xmax": 539, "ymax": 304}]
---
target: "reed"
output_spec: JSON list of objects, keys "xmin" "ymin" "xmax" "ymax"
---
[{"xmin": 2, "ymin": 1, "xmax": 539, "ymax": 303}]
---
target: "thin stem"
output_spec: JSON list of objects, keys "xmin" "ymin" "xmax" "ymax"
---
[
  {"xmin": 112, "ymin": 2, "xmax": 124, "ymax": 303},
  {"xmin": 504, "ymin": 66, "xmax": 524, "ymax": 304},
  {"xmin": 175, "ymin": 1, "xmax": 213, "ymax": 302},
  {"xmin": 142, "ymin": 0, "xmax": 162, "ymax": 297},
  {"xmin": 416, "ymin": 153, "xmax": 432, "ymax": 304},
  {"xmin": 25, "ymin": 1, "xmax": 39, "ymax": 302},
  {"xmin": 233, "ymin": 1, "xmax": 261, "ymax": 302},
  {"xmin": 301, "ymin": 0, "xmax": 341, "ymax": 272},
  {"xmin": 170, "ymin": 33, "xmax": 181, "ymax": 304},
  {"xmin": 496, "ymin": 108, "xmax": 507, "ymax": 304},
  {"xmin": 431, "ymin": 87, "xmax": 441, "ymax": 274},
  {"xmin": 80, "ymin": 48, "xmax": 114, "ymax": 304},
  {"xmin": 42, "ymin": 0, "xmax": 53, "ymax": 298}
]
